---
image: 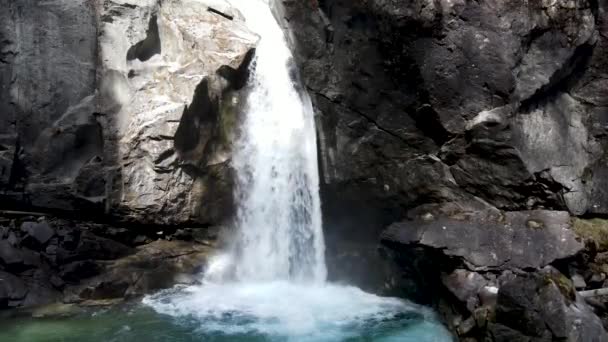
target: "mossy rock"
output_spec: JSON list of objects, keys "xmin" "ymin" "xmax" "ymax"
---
[
  {"xmin": 543, "ymin": 272, "xmax": 576, "ymax": 302},
  {"xmin": 572, "ymin": 218, "xmax": 608, "ymax": 251}
]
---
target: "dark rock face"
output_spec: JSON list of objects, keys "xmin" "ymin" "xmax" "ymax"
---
[
  {"xmin": 277, "ymin": 0, "xmax": 608, "ymax": 339},
  {"xmin": 491, "ymin": 268, "xmax": 607, "ymax": 342},
  {"xmin": 0, "ymin": 215, "xmax": 213, "ymax": 309},
  {"xmin": 280, "ymin": 0, "xmax": 607, "ymax": 216},
  {"xmin": 0, "ymin": 0, "xmax": 99, "ymax": 210},
  {"xmin": 20, "ymin": 221, "xmax": 54, "ymax": 247}
]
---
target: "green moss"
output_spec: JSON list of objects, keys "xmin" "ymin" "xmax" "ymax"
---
[
  {"xmin": 543, "ymin": 272, "xmax": 576, "ymax": 302},
  {"xmin": 572, "ymin": 218, "xmax": 608, "ymax": 251}
]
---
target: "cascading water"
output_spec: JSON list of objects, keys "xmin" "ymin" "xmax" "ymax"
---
[
  {"xmin": 226, "ymin": 0, "xmax": 326, "ymax": 283},
  {"xmin": 141, "ymin": 1, "xmax": 454, "ymax": 341}
]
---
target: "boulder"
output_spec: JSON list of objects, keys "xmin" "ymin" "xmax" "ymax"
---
[
  {"xmin": 0, "ymin": 240, "xmax": 40, "ymax": 272},
  {"xmin": 382, "ymin": 205, "xmax": 584, "ymax": 271},
  {"xmin": 442, "ymin": 269, "xmax": 487, "ymax": 312},
  {"xmin": 0, "ymin": 271, "xmax": 27, "ymax": 308},
  {"xmin": 20, "ymin": 221, "xmax": 54, "ymax": 247},
  {"xmin": 66, "ymin": 240, "xmax": 210, "ymax": 301},
  {"xmin": 0, "ymin": 0, "xmax": 258, "ymax": 226},
  {"xmin": 492, "ymin": 267, "xmax": 608, "ymax": 342}
]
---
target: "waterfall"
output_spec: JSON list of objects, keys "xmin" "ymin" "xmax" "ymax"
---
[
  {"xmin": 142, "ymin": 2, "xmax": 452, "ymax": 340},
  {"xmin": 210, "ymin": 0, "xmax": 327, "ymax": 283}
]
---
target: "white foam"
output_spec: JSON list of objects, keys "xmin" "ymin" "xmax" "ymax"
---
[{"xmin": 143, "ymin": 281, "xmax": 451, "ymax": 341}]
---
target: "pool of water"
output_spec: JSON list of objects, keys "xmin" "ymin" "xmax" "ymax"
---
[{"xmin": 0, "ymin": 282, "xmax": 453, "ymax": 342}]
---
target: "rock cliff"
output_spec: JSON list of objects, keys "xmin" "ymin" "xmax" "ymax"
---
[
  {"xmin": 280, "ymin": 0, "xmax": 607, "ymax": 218},
  {"xmin": 276, "ymin": 0, "xmax": 608, "ymax": 340},
  {"xmin": 0, "ymin": 0, "xmax": 254, "ymax": 310},
  {"xmin": 0, "ymin": 0, "xmax": 256, "ymax": 225}
]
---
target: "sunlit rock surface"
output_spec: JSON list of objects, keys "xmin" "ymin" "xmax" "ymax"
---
[{"xmin": 0, "ymin": 0, "xmax": 257, "ymax": 225}]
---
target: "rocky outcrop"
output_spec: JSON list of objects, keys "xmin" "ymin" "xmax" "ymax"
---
[
  {"xmin": 0, "ymin": 0, "xmax": 257, "ymax": 225},
  {"xmin": 489, "ymin": 267, "xmax": 607, "ymax": 342},
  {"xmin": 379, "ymin": 202, "xmax": 608, "ymax": 340},
  {"xmin": 0, "ymin": 214, "xmax": 215, "ymax": 309},
  {"xmin": 280, "ymin": 0, "xmax": 607, "ymax": 215},
  {"xmin": 0, "ymin": 0, "xmax": 258, "ymax": 309},
  {"xmin": 277, "ymin": 0, "xmax": 608, "ymax": 339},
  {"xmin": 382, "ymin": 204, "xmax": 583, "ymax": 271}
]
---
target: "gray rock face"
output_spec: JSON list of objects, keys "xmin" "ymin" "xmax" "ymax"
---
[
  {"xmin": 20, "ymin": 221, "xmax": 54, "ymax": 247},
  {"xmin": 380, "ymin": 202, "xmax": 608, "ymax": 340},
  {"xmin": 279, "ymin": 3, "xmax": 608, "ymax": 337},
  {"xmin": 0, "ymin": 0, "xmax": 257, "ymax": 225},
  {"xmin": 280, "ymin": 0, "xmax": 608, "ymax": 216},
  {"xmin": 0, "ymin": 271, "xmax": 27, "ymax": 308},
  {"xmin": 382, "ymin": 206, "xmax": 584, "ymax": 270},
  {"xmin": 491, "ymin": 267, "xmax": 608, "ymax": 342}
]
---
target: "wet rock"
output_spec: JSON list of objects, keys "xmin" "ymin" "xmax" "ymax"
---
[
  {"xmin": 68, "ymin": 240, "xmax": 210, "ymax": 301},
  {"xmin": 29, "ymin": 303, "xmax": 80, "ymax": 319},
  {"xmin": 457, "ymin": 315, "xmax": 477, "ymax": 336},
  {"xmin": 59, "ymin": 260, "xmax": 103, "ymax": 283},
  {"xmin": 57, "ymin": 231, "xmax": 133, "ymax": 264},
  {"xmin": 590, "ymin": 272, "xmax": 607, "ymax": 286},
  {"xmin": 479, "ymin": 286, "xmax": 499, "ymax": 308},
  {"xmin": 21, "ymin": 283, "xmax": 60, "ymax": 308}
]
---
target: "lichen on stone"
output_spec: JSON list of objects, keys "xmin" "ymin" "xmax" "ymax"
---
[
  {"xmin": 572, "ymin": 218, "xmax": 608, "ymax": 251},
  {"xmin": 542, "ymin": 271, "xmax": 576, "ymax": 303}
]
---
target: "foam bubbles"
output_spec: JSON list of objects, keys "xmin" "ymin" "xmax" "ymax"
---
[{"xmin": 143, "ymin": 281, "xmax": 453, "ymax": 341}]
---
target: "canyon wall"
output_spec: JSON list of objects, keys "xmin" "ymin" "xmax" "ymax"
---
[
  {"xmin": 276, "ymin": 0, "xmax": 608, "ymax": 340},
  {"xmin": 0, "ymin": 0, "xmax": 256, "ymax": 225},
  {"xmin": 0, "ymin": 0, "xmax": 254, "ymax": 310}
]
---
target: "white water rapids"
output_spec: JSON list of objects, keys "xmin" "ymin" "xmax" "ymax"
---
[{"xmin": 144, "ymin": 1, "xmax": 452, "ymax": 340}]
